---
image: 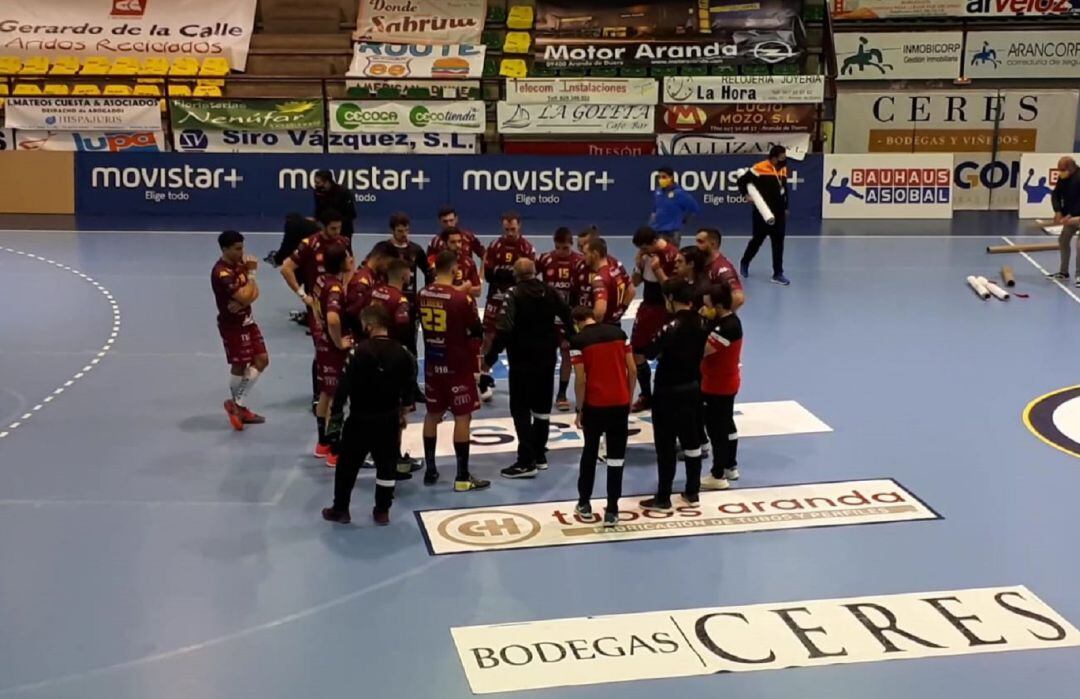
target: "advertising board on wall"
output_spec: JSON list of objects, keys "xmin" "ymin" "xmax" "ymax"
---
[
  {"xmin": 353, "ymin": 0, "xmax": 487, "ymax": 44},
  {"xmin": 0, "ymin": 129, "xmax": 14, "ymax": 151},
  {"xmin": 533, "ymin": 0, "xmax": 800, "ymax": 36},
  {"xmin": 663, "ymin": 75, "xmax": 825, "ymax": 104},
  {"xmin": 0, "ymin": 0, "xmax": 258, "ymax": 70},
  {"xmin": 502, "ymin": 141, "xmax": 656, "ymax": 155},
  {"xmin": 15, "ymin": 131, "xmax": 165, "ymax": 152},
  {"xmin": 4, "ymin": 97, "xmax": 162, "ymax": 132},
  {"xmin": 657, "ymin": 132, "xmax": 811, "ymax": 159},
  {"xmin": 835, "ymin": 32, "xmax": 963, "ymax": 80},
  {"xmin": 832, "ymin": 0, "xmax": 1078, "ymax": 19},
  {"xmin": 330, "ymin": 100, "xmax": 485, "ymax": 134},
  {"xmin": 534, "ymin": 32, "xmax": 801, "ymax": 70},
  {"xmin": 169, "ymin": 99, "xmax": 324, "ymax": 132},
  {"xmin": 497, "ymin": 103, "xmax": 655, "ymax": 134},
  {"xmin": 823, "ymin": 153, "xmax": 954, "ymax": 219},
  {"xmin": 505, "ymin": 78, "xmax": 658, "ymax": 105},
  {"xmin": 965, "ymin": 31, "xmax": 1080, "ymax": 79},
  {"xmin": 347, "ymin": 42, "xmax": 486, "ymax": 79},
  {"xmin": 1016, "ymin": 152, "xmax": 1080, "ymax": 219},
  {"xmin": 172, "ymin": 129, "xmax": 478, "ymax": 154},
  {"xmin": 657, "ymin": 104, "xmax": 816, "ymax": 134},
  {"xmin": 834, "ymin": 89, "xmax": 1079, "ymax": 209}
]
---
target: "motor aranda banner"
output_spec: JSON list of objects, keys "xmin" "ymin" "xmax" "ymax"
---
[
  {"xmin": 173, "ymin": 128, "xmax": 478, "ymax": 154},
  {"xmin": 73, "ymin": 153, "xmax": 824, "ymax": 225},
  {"xmin": 835, "ymin": 32, "xmax": 963, "ymax": 80},
  {"xmin": 966, "ymin": 31, "xmax": 1080, "ymax": 79},
  {"xmin": 505, "ymin": 78, "xmax": 658, "ymax": 105},
  {"xmin": 169, "ymin": 99, "xmax": 325, "ymax": 132},
  {"xmin": 347, "ymin": 42, "xmax": 485, "ymax": 79},
  {"xmin": 658, "ymin": 104, "xmax": 816, "ymax": 134},
  {"xmin": 353, "ymin": 0, "xmax": 487, "ymax": 44},
  {"xmin": 534, "ymin": 0, "xmax": 800, "ymax": 36},
  {"xmin": 497, "ymin": 103, "xmax": 655, "ymax": 135},
  {"xmin": 1017, "ymin": 152, "xmax": 1080, "ymax": 218},
  {"xmin": 657, "ymin": 132, "xmax": 811, "ymax": 159},
  {"xmin": 452, "ymin": 586, "xmax": 1080, "ymax": 695},
  {"xmin": 16, "ymin": 130, "xmax": 165, "ymax": 152},
  {"xmin": 0, "ymin": 0, "xmax": 258, "ymax": 71},
  {"xmin": 663, "ymin": 75, "xmax": 824, "ymax": 104},
  {"xmin": 823, "ymin": 153, "xmax": 954, "ymax": 219},
  {"xmin": 534, "ymin": 31, "xmax": 801, "ymax": 70},
  {"xmin": 4, "ymin": 97, "xmax": 162, "ymax": 132},
  {"xmin": 834, "ymin": 89, "xmax": 1079, "ymax": 209},
  {"xmin": 832, "ymin": 0, "xmax": 1079, "ymax": 19},
  {"xmin": 330, "ymin": 100, "xmax": 485, "ymax": 134}
]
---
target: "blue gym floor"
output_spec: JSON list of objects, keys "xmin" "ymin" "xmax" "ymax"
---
[{"xmin": 2, "ymin": 220, "xmax": 1079, "ymax": 698}]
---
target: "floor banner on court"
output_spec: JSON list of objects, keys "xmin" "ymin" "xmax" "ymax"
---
[
  {"xmin": 401, "ymin": 399, "xmax": 830, "ymax": 457},
  {"xmin": 418, "ymin": 478, "xmax": 938, "ymax": 555},
  {"xmin": 452, "ymin": 586, "xmax": 1080, "ymax": 694}
]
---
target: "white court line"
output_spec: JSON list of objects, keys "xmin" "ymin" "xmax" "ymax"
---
[
  {"xmin": 1000, "ymin": 236, "xmax": 1080, "ymax": 306},
  {"xmin": 0, "ymin": 247, "xmax": 121, "ymax": 442}
]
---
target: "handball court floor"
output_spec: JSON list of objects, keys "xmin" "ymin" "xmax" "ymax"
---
[{"xmin": 2, "ymin": 215, "xmax": 1080, "ymax": 699}]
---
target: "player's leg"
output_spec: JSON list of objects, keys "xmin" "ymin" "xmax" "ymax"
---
[
  {"xmin": 452, "ymin": 412, "xmax": 489, "ymax": 492},
  {"xmin": 225, "ymin": 362, "xmax": 247, "ymax": 431},
  {"xmin": 316, "ymin": 391, "xmax": 336, "ymax": 465},
  {"xmin": 770, "ymin": 224, "xmax": 787, "ymax": 279},
  {"xmin": 235, "ymin": 350, "xmax": 268, "ymax": 425},
  {"xmin": 478, "ymin": 329, "xmax": 496, "ymax": 402},
  {"xmin": 642, "ymin": 396, "xmax": 677, "ymax": 512},
  {"xmin": 630, "ymin": 307, "xmax": 664, "ymax": 413},
  {"xmin": 701, "ymin": 394, "xmax": 733, "ymax": 490},
  {"xmin": 675, "ymin": 397, "xmax": 703, "ymax": 505},
  {"xmin": 721, "ymin": 393, "xmax": 739, "ymax": 482},
  {"xmin": 422, "ymin": 410, "xmax": 443, "ymax": 486},
  {"xmin": 577, "ymin": 405, "xmax": 602, "ymax": 516},
  {"xmin": 555, "ymin": 341, "xmax": 572, "ymax": 411},
  {"xmin": 602, "ymin": 405, "xmax": 630, "ymax": 526},
  {"xmin": 505, "ymin": 367, "xmax": 535, "ymax": 477},
  {"xmin": 741, "ymin": 220, "xmax": 768, "ymax": 277},
  {"xmin": 371, "ymin": 415, "xmax": 400, "ymax": 525},
  {"xmin": 323, "ymin": 424, "xmax": 371, "ymax": 524},
  {"xmin": 529, "ymin": 366, "xmax": 555, "ymax": 471}
]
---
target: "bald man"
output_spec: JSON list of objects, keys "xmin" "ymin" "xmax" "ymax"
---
[
  {"xmin": 1051, "ymin": 156, "xmax": 1080, "ymax": 284},
  {"xmin": 484, "ymin": 258, "xmax": 575, "ymax": 478}
]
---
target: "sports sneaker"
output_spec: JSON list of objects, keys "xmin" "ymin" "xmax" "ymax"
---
[
  {"xmin": 478, "ymin": 374, "xmax": 495, "ymax": 403},
  {"xmin": 224, "ymin": 400, "xmax": 244, "ymax": 432},
  {"xmin": 372, "ymin": 508, "xmax": 390, "ymax": 526},
  {"xmin": 535, "ymin": 459, "xmax": 549, "ymax": 471},
  {"xmin": 639, "ymin": 497, "xmax": 673, "ymax": 513},
  {"xmin": 501, "ymin": 463, "xmax": 538, "ymax": 479},
  {"xmin": 701, "ymin": 474, "xmax": 731, "ymax": 491},
  {"xmin": 398, "ymin": 453, "xmax": 422, "ymax": 472},
  {"xmin": 739, "ymin": 261, "xmax": 749, "ymax": 278},
  {"xmin": 575, "ymin": 501, "xmax": 593, "ymax": 517},
  {"xmin": 239, "ymin": 407, "xmax": 265, "ymax": 425},
  {"xmin": 555, "ymin": 397, "xmax": 571, "ymax": 412},
  {"xmin": 724, "ymin": 467, "xmax": 740, "ymax": 482},
  {"xmin": 423, "ymin": 469, "xmax": 440, "ymax": 486},
  {"xmin": 1075, "ymin": 278, "xmax": 1080, "ymax": 288},
  {"xmin": 322, "ymin": 507, "xmax": 351, "ymax": 524},
  {"xmin": 771, "ymin": 274, "xmax": 791, "ymax": 286},
  {"xmin": 454, "ymin": 476, "xmax": 491, "ymax": 492},
  {"xmin": 325, "ymin": 452, "xmax": 338, "ymax": 469},
  {"xmin": 630, "ymin": 396, "xmax": 651, "ymax": 414},
  {"xmin": 603, "ymin": 510, "xmax": 619, "ymax": 528},
  {"xmin": 1047, "ymin": 272, "xmax": 1069, "ymax": 280},
  {"xmin": 394, "ymin": 471, "xmax": 413, "ymax": 481},
  {"xmin": 681, "ymin": 492, "xmax": 700, "ymax": 506},
  {"xmin": 314, "ymin": 442, "xmax": 331, "ymax": 459}
]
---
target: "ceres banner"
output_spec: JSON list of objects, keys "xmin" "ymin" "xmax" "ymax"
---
[
  {"xmin": 169, "ymin": 99, "xmax": 325, "ymax": 131},
  {"xmin": 663, "ymin": 75, "xmax": 824, "ymax": 104},
  {"xmin": 966, "ymin": 31, "xmax": 1080, "ymax": 79},
  {"xmin": 4, "ymin": 97, "xmax": 161, "ymax": 132},
  {"xmin": 331, "ymin": 100, "xmax": 486, "ymax": 133},
  {"xmin": 347, "ymin": 42, "xmax": 485, "ymax": 79},
  {"xmin": 353, "ymin": 0, "xmax": 487, "ymax": 44},
  {"xmin": 835, "ymin": 32, "xmax": 963, "ymax": 80},
  {"xmin": 0, "ymin": 0, "xmax": 257, "ymax": 70}
]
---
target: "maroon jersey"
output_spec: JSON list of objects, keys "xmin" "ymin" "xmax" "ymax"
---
[
  {"xmin": 430, "ymin": 252, "xmax": 481, "ymax": 291},
  {"xmin": 576, "ymin": 255, "xmax": 630, "ymax": 318},
  {"xmin": 370, "ymin": 283, "xmax": 413, "ymax": 344},
  {"xmin": 483, "ymin": 234, "xmax": 536, "ymax": 303},
  {"xmin": 314, "ymin": 273, "xmax": 348, "ymax": 348},
  {"xmin": 419, "ymin": 282, "xmax": 482, "ymax": 376},
  {"xmin": 428, "ymin": 228, "xmax": 485, "ymax": 259},
  {"xmin": 211, "ymin": 259, "xmax": 253, "ymax": 327},
  {"xmin": 538, "ymin": 250, "xmax": 585, "ymax": 307},
  {"xmin": 289, "ymin": 232, "xmax": 352, "ymax": 293},
  {"xmin": 586, "ymin": 265, "xmax": 628, "ymax": 325},
  {"xmin": 570, "ymin": 322, "xmax": 632, "ymax": 408},
  {"xmin": 345, "ymin": 265, "xmax": 385, "ymax": 319},
  {"xmin": 708, "ymin": 252, "xmax": 744, "ymax": 293},
  {"xmin": 636, "ymin": 241, "xmax": 680, "ymax": 306}
]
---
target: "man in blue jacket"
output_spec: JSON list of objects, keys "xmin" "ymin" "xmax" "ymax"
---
[{"xmin": 650, "ymin": 166, "xmax": 701, "ymax": 247}]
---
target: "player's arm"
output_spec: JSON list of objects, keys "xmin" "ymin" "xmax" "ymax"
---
[
  {"xmin": 591, "ymin": 275, "xmax": 608, "ymax": 322},
  {"xmin": 417, "ymin": 245, "xmax": 434, "ymax": 285},
  {"xmin": 465, "ymin": 264, "xmax": 482, "ymax": 298},
  {"xmin": 570, "ymin": 347, "xmax": 587, "ymax": 427},
  {"xmin": 554, "ymin": 290, "xmax": 575, "ymax": 341},
  {"xmin": 731, "ymin": 289, "xmax": 745, "ymax": 312},
  {"xmin": 326, "ymin": 310, "xmax": 352, "ymax": 351},
  {"xmin": 484, "ymin": 291, "xmax": 515, "ymax": 368},
  {"xmin": 631, "ymin": 251, "xmax": 644, "ymax": 286},
  {"xmin": 280, "ymin": 255, "xmax": 312, "ymax": 305},
  {"xmin": 651, "ymin": 255, "xmax": 669, "ymax": 284},
  {"xmin": 327, "ymin": 349, "xmax": 356, "ymax": 439},
  {"xmin": 397, "ymin": 347, "xmax": 417, "ymax": 415},
  {"xmin": 624, "ymin": 341, "xmax": 638, "ymax": 399},
  {"xmin": 470, "ymin": 232, "xmax": 486, "ymax": 259}
]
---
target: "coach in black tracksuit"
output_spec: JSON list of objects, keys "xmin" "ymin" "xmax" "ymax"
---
[
  {"xmin": 639, "ymin": 279, "xmax": 708, "ymax": 512},
  {"xmin": 314, "ymin": 170, "xmax": 357, "ymax": 240},
  {"xmin": 738, "ymin": 145, "xmax": 790, "ymax": 285},
  {"xmin": 484, "ymin": 258, "xmax": 574, "ymax": 479}
]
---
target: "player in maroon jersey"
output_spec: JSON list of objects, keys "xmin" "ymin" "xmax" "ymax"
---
[
  {"xmin": 695, "ymin": 227, "xmax": 745, "ymax": 312},
  {"xmin": 313, "ymin": 246, "xmax": 355, "ymax": 467},
  {"xmin": 428, "ymin": 206, "xmax": 485, "ymax": 262},
  {"xmin": 676, "ymin": 245, "xmax": 711, "ymax": 312},
  {"xmin": 418, "ymin": 251, "xmax": 489, "ymax": 492},
  {"xmin": 431, "ymin": 228, "xmax": 482, "ymax": 299},
  {"xmin": 629, "ymin": 226, "xmax": 680, "ymax": 413},
  {"xmin": 582, "ymin": 237, "xmax": 629, "ymax": 325},
  {"xmin": 538, "ymin": 227, "xmax": 586, "ymax": 411},
  {"xmin": 212, "ymin": 231, "xmax": 268, "ymax": 431},
  {"xmin": 480, "ymin": 211, "xmax": 536, "ymax": 401},
  {"xmin": 344, "ymin": 240, "xmax": 398, "ymax": 335},
  {"xmin": 575, "ymin": 225, "xmax": 634, "ymax": 321}
]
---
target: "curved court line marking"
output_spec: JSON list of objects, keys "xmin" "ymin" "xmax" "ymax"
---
[
  {"xmin": 0, "ymin": 469, "xmax": 578, "ymax": 696},
  {"xmin": 0, "ymin": 247, "xmax": 120, "ymax": 441},
  {"xmin": 1022, "ymin": 385, "xmax": 1080, "ymax": 460},
  {"xmin": 1000, "ymin": 236, "xmax": 1080, "ymax": 306}
]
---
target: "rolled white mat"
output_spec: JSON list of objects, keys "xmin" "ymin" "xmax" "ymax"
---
[
  {"xmin": 967, "ymin": 275, "xmax": 990, "ymax": 299},
  {"xmin": 746, "ymin": 182, "xmax": 776, "ymax": 225},
  {"xmin": 982, "ymin": 278, "xmax": 1010, "ymax": 301}
]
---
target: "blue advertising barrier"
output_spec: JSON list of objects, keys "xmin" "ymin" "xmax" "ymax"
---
[{"xmin": 74, "ymin": 153, "xmax": 823, "ymax": 232}]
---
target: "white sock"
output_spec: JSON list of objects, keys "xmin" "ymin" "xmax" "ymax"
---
[
  {"xmin": 234, "ymin": 366, "xmax": 262, "ymax": 407},
  {"xmin": 229, "ymin": 374, "xmax": 243, "ymax": 403}
]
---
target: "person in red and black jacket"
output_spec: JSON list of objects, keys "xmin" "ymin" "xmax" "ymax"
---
[
  {"xmin": 569, "ymin": 306, "xmax": 638, "ymax": 528},
  {"xmin": 700, "ymin": 282, "xmax": 743, "ymax": 491}
]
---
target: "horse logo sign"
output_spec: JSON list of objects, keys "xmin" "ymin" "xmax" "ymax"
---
[
  {"xmin": 971, "ymin": 41, "xmax": 999, "ymax": 68},
  {"xmin": 841, "ymin": 37, "xmax": 893, "ymax": 76}
]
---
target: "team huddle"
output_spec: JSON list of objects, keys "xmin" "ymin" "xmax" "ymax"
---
[{"xmin": 211, "ymin": 208, "xmax": 746, "ymax": 527}]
